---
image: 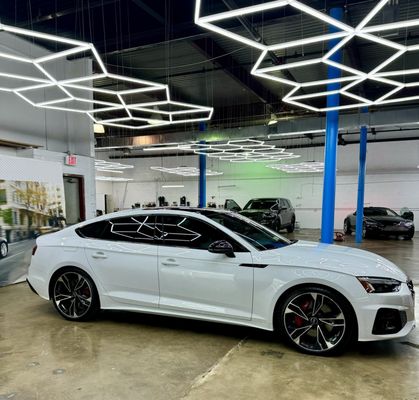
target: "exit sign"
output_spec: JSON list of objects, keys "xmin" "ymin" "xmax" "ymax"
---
[{"xmin": 65, "ymin": 155, "xmax": 77, "ymax": 166}]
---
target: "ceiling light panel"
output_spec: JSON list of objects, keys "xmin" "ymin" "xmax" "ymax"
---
[
  {"xmin": 0, "ymin": 23, "xmax": 213, "ymax": 128},
  {"xmin": 150, "ymin": 166, "xmax": 223, "ymax": 176},
  {"xmin": 95, "ymin": 176, "xmax": 133, "ymax": 182},
  {"xmin": 267, "ymin": 162, "xmax": 324, "ymax": 173},
  {"xmin": 195, "ymin": 0, "xmax": 419, "ymax": 112},
  {"xmin": 178, "ymin": 139, "xmax": 301, "ymax": 162},
  {"xmin": 95, "ymin": 160, "xmax": 134, "ymax": 171}
]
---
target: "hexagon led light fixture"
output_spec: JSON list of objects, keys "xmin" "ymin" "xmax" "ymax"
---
[
  {"xmin": 196, "ymin": 0, "xmax": 419, "ymax": 112},
  {"xmin": 267, "ymin": 161, "xmax": 324, "ymax": 173},
  {"xmin": 178, "ymin": 139, "xmax": 301, "ymax": 163},
  {"xmin": 95, "ymin": 160, "xmax": 134, "ymax": 173},
  {"xmin": 150, "ymin": 166, "xmax": 223, "ymax": 176},
  {"xmin": 0, "ymin": 23, "xmax": 213, "ymax": 129}
]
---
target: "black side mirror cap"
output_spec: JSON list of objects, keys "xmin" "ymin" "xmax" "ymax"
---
[{"xmin": 208, "ymin": 240, "xmax": 236, "ymax": 258}]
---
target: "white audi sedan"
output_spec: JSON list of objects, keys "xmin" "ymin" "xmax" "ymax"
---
[{"xmin": 27, "ymin": 208, "xmax": 415, "ymax": 355}]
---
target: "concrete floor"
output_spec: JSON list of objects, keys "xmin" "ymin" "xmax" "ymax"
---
[{"xmin": 1, "ymin": 230, "xmax": 418, "ymax": 400}]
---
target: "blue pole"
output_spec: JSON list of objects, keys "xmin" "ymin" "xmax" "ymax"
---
[
  {"xmin": 198, "ymin": 139, "xmax": 206, "ymax": 208},
  {"xmin": 356, "ymin": 124, "xmax": 368, "ymax": 243},
  {"xmin": 320, "ymin": 7, "xmax": 344, "ymax": 244}
]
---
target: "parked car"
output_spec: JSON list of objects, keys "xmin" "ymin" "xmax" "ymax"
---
[
  {"xmin": 27, "ymin": 208, "xmax": 415, "ymax": 356},
  {"xmin": 344, "ymin": 207, "xmax": 415, "ymax": 239},
  {"xmin": 0, "ymin": 237, "xmax": 8, "ymax": 258},
  {"xmin": 225, "ymin": 198, "xmax": 296, "ymax": 233}
]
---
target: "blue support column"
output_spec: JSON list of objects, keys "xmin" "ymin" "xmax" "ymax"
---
[
  {"xmin": 355, "ymin": 124, "xmax": 368, "ymax": 243},
  {"xmin": 198, "ymin": 144, "xmax": 206, "ymax": 208},
  {"xmin": 320, "ymin": 7, "xmax": 344, "ymax": 244}
]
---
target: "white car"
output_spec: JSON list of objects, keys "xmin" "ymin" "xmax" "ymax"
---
[{"xmin": 27, "ymin": 208, "xmax": 415, "ymax": 355}]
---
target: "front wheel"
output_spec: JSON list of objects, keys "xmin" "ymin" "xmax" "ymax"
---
[
  {"xmin": 52, "ymin": 269, "xmax": 100, "ymax": 321},
  {"xmin": 343, "ymin": 219, "xmax": 352, "ymax": 235},
  {"xmin": 0, "ymin": 241, "xmax": 8, "ymax": 258},
  {"xmin": 276, "ymin": 286, "xmax": 356, "ymax": 356},
  {"xmin": 287, "ymin": 217, "xmax": 295, "ymax": 233}
]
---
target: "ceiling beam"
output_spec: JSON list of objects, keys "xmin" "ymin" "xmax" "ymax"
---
[
  {"xmin": 192, "ymin": 37, "xmax": 280, "ymax": 107},
  {"xmin": 131, "ymin": 0, "xmax": 165, "ymax": 25}
]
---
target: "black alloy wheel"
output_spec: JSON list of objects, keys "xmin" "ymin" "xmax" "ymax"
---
[
  {"xmin": 52, "ymin": 269, "xmax": 99, "ymax": 321},
  {"xmin": 277, "ymin": 286, "xmax": 356, "ymax": 356}
]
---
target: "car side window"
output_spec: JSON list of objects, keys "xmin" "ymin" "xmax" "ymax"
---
[
  {"xmin": 156, "ymin": 215, "xmax": 247, "ymax": 251},
  {"xmin": 77, "ymin": 215, "xmax": 157, "ymax": 243},
  {"xmin": 280, "ymin": 199, "xmax": 287, "ymax": 209}
]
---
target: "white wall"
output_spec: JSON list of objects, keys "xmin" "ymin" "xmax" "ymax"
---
[
  {"xmin": 96, "ymin": 139, "xmax": 419, "ymax": 229},
  {"xmin": 0, "ymin": 31, "xmax": 96, "ymax": 219}
]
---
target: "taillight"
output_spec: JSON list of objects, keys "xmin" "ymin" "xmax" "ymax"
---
[{"xmin": 32, "ymin": 245, "xmax": 37, "ymax": 256}]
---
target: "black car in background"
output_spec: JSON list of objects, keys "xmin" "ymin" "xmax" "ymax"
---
[
  {"xmin": 344, "ymin": 207, "xmax": 414, "ymax": 239},
  {"xmin": 225, "ymin": 198, "xmax": 296, "ymax": 233}
]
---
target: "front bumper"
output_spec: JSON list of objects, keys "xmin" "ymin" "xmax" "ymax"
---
[
  {"xmin": 356, "ymin": 282, "xmax": 415, "ymax": 341},
  {"xmin": 366, "ymin": 225, "xmax": 414, "ymax": 236}
]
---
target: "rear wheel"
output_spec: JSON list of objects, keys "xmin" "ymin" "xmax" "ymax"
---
[
  {"xmin": 52, "ymin": 269, "xmax": 99, "ymax": 321},
  {"xmin": 0, "ymin": 241, "xmax": 8, "ymax": 258},
  {"xmin": 276, "ymin": 286, "xmax": 356, "ymax": 356}
]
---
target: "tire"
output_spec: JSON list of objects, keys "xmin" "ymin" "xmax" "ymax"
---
[
  {"xmin": 343, "ymin": 219, "xmax": 352, "ymax": 235},
  {"xmin": 362, "ymin": 223, "xmax": 369, "ymax": 239},
  {"xmin": 276, "ymin": 286, "xmax": 356, "ymax": 356},
  {"xmin": 405, "ymin": 230, "xmax": 414, "ymax": 240},
  {"xmin": 51, "ymin": 268, "xmax": 100, "ymax": 321},
  {"xmin": 0, "ymin": 241, "xmax": 8, "ymax": 258},
  {"xmin": 287, "ymin": 217, "xmax": 295, "ymax": 233}
]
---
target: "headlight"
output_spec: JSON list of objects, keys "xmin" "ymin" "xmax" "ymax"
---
[
  {"xmin": 403, "ymin": 221, "xmax": 413, "ymax": 227},
  {"xmin": 262, "ymin": 212, "xmax": 275, "ymax": 219},
  {"xmin": 357, "ymin": 277, "xmax": 402, "ymax": 293}
]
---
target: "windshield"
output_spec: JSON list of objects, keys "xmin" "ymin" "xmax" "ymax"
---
[
  {"xmin": 201, "ymin": 211, "xmax": 292, "ymax": 251},
  {"xmin": 364, "ymin": 208, "xmax": 398, "ymax": 217},
  {"xmin": 244, "ymin": 199, "xmax": 277, "ymax": 210}
]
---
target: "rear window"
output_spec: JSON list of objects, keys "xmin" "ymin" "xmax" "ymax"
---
[{"xmin": 76, "ymin": 220, "xmax": 109, "ymax": 239}]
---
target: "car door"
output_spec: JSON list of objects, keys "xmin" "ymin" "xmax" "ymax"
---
[
  {"xmin": 82, "ymin": 214, "xmax": 160, "ymax": 308},
  {"xmin": 156, "ymin": 215, "xmax": 254, "ymax": 320},
  {"xmin": 279, "ymin": 199, "xmax": 290, "ymax": 226}
]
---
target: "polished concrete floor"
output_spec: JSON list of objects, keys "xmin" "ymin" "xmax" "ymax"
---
[{"xmin": 1, "ymin": 230, "xmax": 418, "ymax": 400}]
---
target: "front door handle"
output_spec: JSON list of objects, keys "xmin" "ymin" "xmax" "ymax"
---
[
  {"xmin": 161, "ymin": 258, "xmax": 179, "ymax": 267},
  {"xmin": 92, "ymin": 252, "xmax": 107, "ymax": 259}
]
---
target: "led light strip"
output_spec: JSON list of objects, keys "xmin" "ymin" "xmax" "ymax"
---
[
  {"xmin": 267, "ymin": 161, "xmax": 324, "ymax": 173},
  {"xmin": 0, "ymin": 23, "xmax": 213, "ymax": 129},
  {"xmin": 95, "ymin": 176, "xmax": 133, "ymax": 182},
  {"xmin": 178, "ymin": 139, "xmax": 301, "ymax": 163},
  {"xmin": 196, "ymin": 0, "xmax": 419, "ymax": 112},
  {"xmin": 95, "ymin": 160, "xmax": 134, "ymax": 171},
  {"xmin": 150, "ymin": 166, "xmax": 223, "ymax": 176}
]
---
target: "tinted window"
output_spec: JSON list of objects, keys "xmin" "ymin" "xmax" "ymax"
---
[
  {"xmin": 244, "ymin": 199, "xmax": 277, "ymax": 210},
  {"xmin": 280, "ymin": 199, "xmax": 287, "ymax": 208},
  {"xmin": 364, "ymin": 208, "xmax": 398, "ymax": 217},
  {"xmin": 77, "ymin": 215, "xmax": 156, "ymax": 243},
  {"xmin": 157, "ymin": 216, "xmax": 246, "ymax": 251},
  {"xmin": 202, "ymin": 211, "xmax": 291, "ymax": 251},
  {"xmin": 76, "ymin": 220, "xmax": 109, "ymax": 239}
]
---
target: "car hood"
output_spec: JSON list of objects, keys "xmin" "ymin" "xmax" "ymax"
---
[
  {"xmin": 365, "ymin": 216, "xmax": 412, "ymax": 225},
  {"xmin": 240, "ymin": 209, "xmax": 270, "ymax": 215},
  {"xmin": 253, "ymin": 240, "xmax": 407, "ymax": 281}
]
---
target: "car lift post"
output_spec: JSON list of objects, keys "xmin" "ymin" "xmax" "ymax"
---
[
  {"xmin": 356, "ymin": 112, "xmax": 368, "ymax": 243},
  {"xmin": 198, "ymin": 122, "xmax": 207, "ymax": 208},
  {"xmin": 320, "ymin": 7, "xmax": 343, "ymax": 244}
]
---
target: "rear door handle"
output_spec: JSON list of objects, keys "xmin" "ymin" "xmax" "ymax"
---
[
  {"xmin": 92, "ymin": 252, "xmax": 107, "ymax": 259},
  {"xmin": 161, "ymin": 258, "xmax": 179, "ymax": 267}
]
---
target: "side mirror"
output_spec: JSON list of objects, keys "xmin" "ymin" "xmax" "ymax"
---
[{"xmin": 208, "ymin": 240, "xmax": 235, "ymax": 258}]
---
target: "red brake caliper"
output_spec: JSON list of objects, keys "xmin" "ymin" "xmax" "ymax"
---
[{"xmin": 294, "ymin": 299, "xmax": 311, "ymax": 327}]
